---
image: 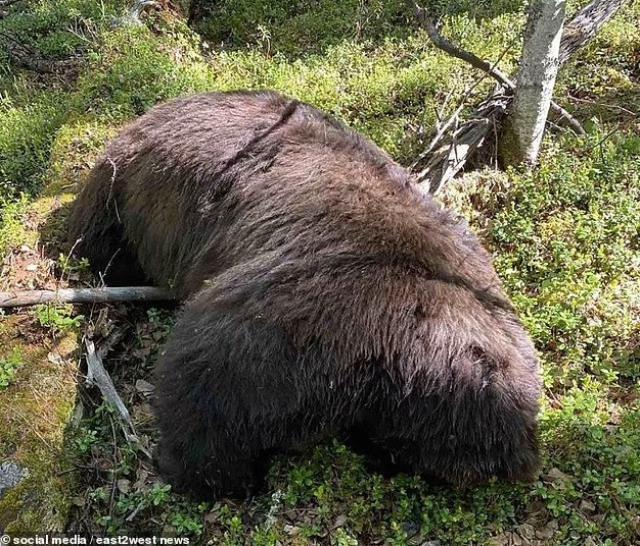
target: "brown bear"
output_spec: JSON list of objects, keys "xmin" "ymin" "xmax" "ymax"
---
[{"xmin": 69, "ymin": 90, "xmax": 541, "ymax": 498}]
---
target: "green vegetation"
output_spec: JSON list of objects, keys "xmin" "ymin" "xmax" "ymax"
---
[
  {"xmin": 34, "ymin": 304, "xmax": 84, "ymax": 335},
  {"xmin": 0, "ymin": 348, "xmax": 23, "ymax": 389},
  {"xmin": 0, "ymin": 195, "xmax": 30, "ymax": 256},
  {"xmin": 0, "ymin": 0, "xmax": 638, "ymax": 543}
]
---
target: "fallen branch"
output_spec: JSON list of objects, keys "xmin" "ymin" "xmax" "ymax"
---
[
  {"xmin": 85, "ymin": 339, "xmax": 135, "ymax": 430},
  {"xmin": 0, "ymin": 30, "xmax": 55, "ymax": 73},
  {"xmin": 413, "ymin": 88, "xmax": 511, "ymax": 191},
  {"xmin": 85, "ymin": 339, "xmax": 152, "ymax": 458},
  {"xmin": 559, "ymin": 0, "xmax": 629, "ymax": 64},
  {"xmin": 0, "ymin": 286, "xmax": 174, "ymax": 308}
]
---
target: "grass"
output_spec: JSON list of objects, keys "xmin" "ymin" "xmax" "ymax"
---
[{"xmin": 0, "ymin": 0, "xmax": 638, "ymax": 542}]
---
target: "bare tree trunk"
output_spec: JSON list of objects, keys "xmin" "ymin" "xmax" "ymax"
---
[{"xmin": 500, "ymin": 0, "xmax": 567, "ymax": 166}]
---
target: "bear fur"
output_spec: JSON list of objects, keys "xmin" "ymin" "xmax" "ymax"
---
[{"xmin": 68, "ymin": 90, "xmax": 541, "ymax": 498}]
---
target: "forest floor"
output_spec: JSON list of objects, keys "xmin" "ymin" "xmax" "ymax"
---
[{"xmin": 0, "ymin": 0, "xmax": 639, "ymax": 544}]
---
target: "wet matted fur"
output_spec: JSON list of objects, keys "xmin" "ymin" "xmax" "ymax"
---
[{"xmin": 69, "ymin": 90, "xmax": 541, "ymax": 498}]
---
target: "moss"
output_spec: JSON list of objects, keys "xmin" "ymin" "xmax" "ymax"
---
[
  {"xmin": 192, "ymin": 0, "xmax": 525, "ymax": 57},
  {"xmin": 0, "ymin": 197, "xmax": 32, "ymax": 257},
  {"xmin": 0, "ymin": 320, "xmax": 79, "ymax": 533},
  {"xmin": 44, "ymin": 120, "xmax": 117, "ymax": 197}
]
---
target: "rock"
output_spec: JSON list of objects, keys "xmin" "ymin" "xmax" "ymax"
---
[
  {"xmin": 333, "ymin": 514, "xmax": 347, "ymax": 528},
  {"xmin": 0, "ymin": 462, "xmax": 29, "ymax": 499},
  {"xmin": 579, "ymin": 499, "xmax": 596, "ymax": 512},
  {"xmin": 283, "ymin": 524, "xmax": 300, "ymax": 536},
  {"xmin": 135, "ymin": 379, "xmax": 155, "ymax": 396},
  {"xmin": 517, "ymin": 523, "xmax": 536, "ymax": 540},
  {"xmin": 544, "ymin": 467, "xmax": 572, "ymax": 486},
  {"xmin": 25, "ymin": 264, "xmax": 38, "ymax": 272},
  {"xmin": 535, "ymin": 520, "xmax": 558, "ymax": 540}
]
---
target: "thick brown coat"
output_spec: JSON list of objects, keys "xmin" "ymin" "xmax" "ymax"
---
[{"xmin": 69, "ymin": 91, "xmax": 541, "ymax": 498}]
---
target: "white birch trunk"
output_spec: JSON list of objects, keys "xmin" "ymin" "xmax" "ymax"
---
[{"xmin": 501, "ymin": 0, "xmax": 566, "ymax": 166}]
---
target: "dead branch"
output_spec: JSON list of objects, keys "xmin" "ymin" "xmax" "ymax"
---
[
  {"xmin": 85, "ymin": 339, "xmax": 135, "ymax": 430},
  {"xmin": 85, "ymin": 339, "xmax": 152, "ymax": 458},
  {"xmin": 413, "ymin": 88, "xmax": 511, "ymax": 191},
  {"xmin": 559, "ymin": 0, "xmax": 629, "ymax": 64},
  {"xmin": 417, "ymin": 13, "xmax": 516, "ymax": 88},
  {"xmin": 0, "ymin": 287, "xmax": 174, "ymax": 308},
  {"xmin": 0, "ymin": 30, "xmax": 55, "ymax": 73}
]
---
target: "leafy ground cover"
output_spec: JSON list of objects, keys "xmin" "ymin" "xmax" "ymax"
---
[{"xmin": 0, "ymin": 0, "xmax": 638, "ymax": 543}]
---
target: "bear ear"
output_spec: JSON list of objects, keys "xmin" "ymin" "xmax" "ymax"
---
[
  {"xmin": 469, "ymin": 344, "xmax": 498, "ymax": 370},
  {"xmin": 455, "ymin": 344, "xmax": 509, "ymax": 392}
]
